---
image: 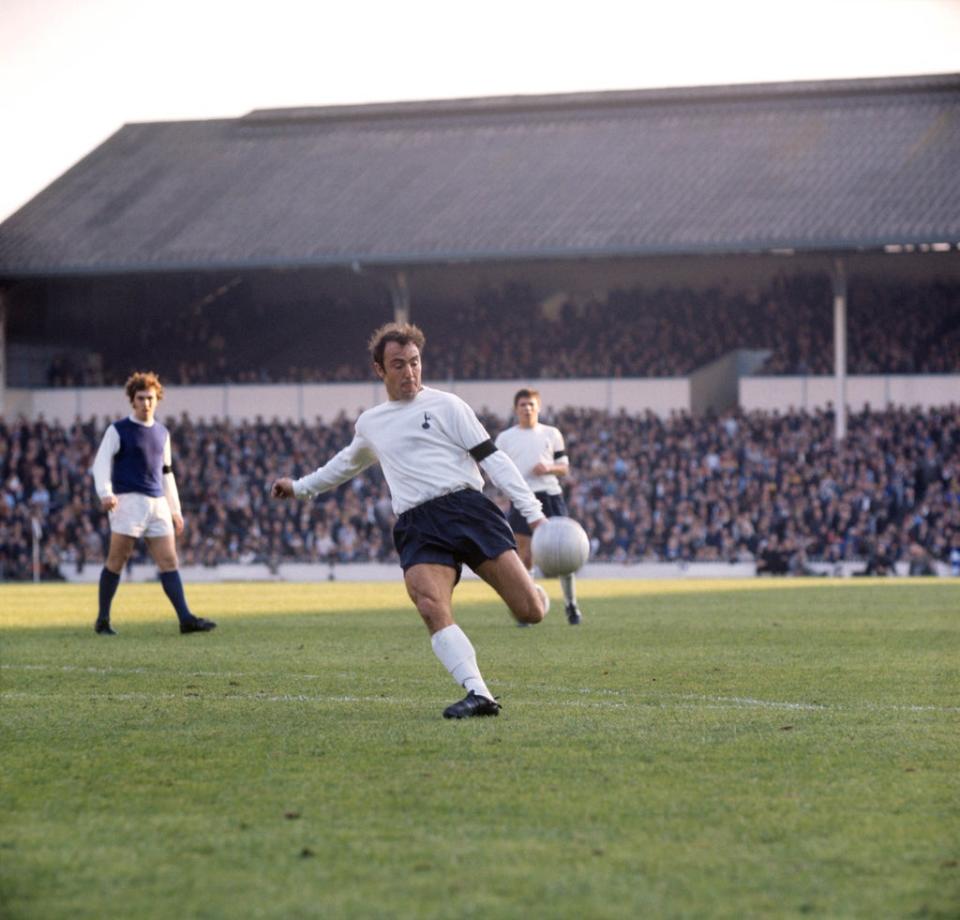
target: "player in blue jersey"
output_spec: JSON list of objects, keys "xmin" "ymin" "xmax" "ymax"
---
[
  {"xmin": 271, "ymin": 323, "xmax": 548, "ymax": 719},
  {"xmin": 495, "ymin": 388, "xmax": 584, "ymax": 624},
  {"xmin": 90, "ymin": 371, "xmax": 216, "ymax": 636}
]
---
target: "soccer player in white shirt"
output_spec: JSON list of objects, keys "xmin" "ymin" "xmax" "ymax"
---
[
  {"xmin": 495, "ymin": 388, "xmax": 584, "ymax": 624},
  {"xmin": 271, "ymin": 323, "xmax": 548, "ymax": 719}
]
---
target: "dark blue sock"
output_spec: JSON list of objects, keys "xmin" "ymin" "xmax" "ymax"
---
[
  {"xmin": 160, "ymin": 570, "xmax": 193, "ymax": 624},
  {"xmin": 98, "ymin": 568, "xmax": 120, "ymax": 622}
]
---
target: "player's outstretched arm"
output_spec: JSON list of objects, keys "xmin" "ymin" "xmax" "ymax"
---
[
  {"xmin": 271, "ymin": 478, "xmax": 295, "ymax": 499},
  {"xmin": 477, "ymin": 448, "xmax": 544, "ymax": 527}
]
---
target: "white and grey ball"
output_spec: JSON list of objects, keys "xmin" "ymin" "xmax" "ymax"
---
[{"xmin": 531, "ymin": 516, "xmax": 590, "ymax": 577}]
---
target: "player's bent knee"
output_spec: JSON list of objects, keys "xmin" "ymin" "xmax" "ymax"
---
[
  {"xmin": 515, "ymin": 589, "xmax": 545, "ymax": 624},
  {"xmin": 414, "ymin": 599, "xmax": 455, "ymax": 633}
]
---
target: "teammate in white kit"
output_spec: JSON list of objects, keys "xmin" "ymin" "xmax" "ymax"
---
[
  {"xmin": 495, "ymin": 388, "xmax": 584, "ymax": 624},
  {"xmin": 270, "ymin": 323, "xmax": 548, "ymax": 719}
]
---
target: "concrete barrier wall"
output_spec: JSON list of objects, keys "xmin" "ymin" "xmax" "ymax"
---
[
  {"xmin": 4, "ymin": 377, "xmax": 692, "ymax": 425},
  {"xmin": 6, "ymin": 373, "xmax": 958, "ymax": 426},
  {"xmin": 740, "ymin": 374, "xmax": 960, "ymax": 412},
  {"xmin": 689, "ymin": 349, "xmax": 771, "ymax": 416}
]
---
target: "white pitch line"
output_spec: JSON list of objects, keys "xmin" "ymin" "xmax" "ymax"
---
[
  {"xmin": 673, "ymin": 693, "xmax": 960, "ymax": 713},
  {"xmin": 2, "ymin": 665, "xmax": 959, "ymax": 714},
  {"xmin": 1, "ymin": 688, "xmax": 954, "ymax": 713},
  {"xmin": 0, "ymin": 690, "xmax": 403, "ymax": 705},
  {"xmin": 0, "ymin": 689, "xmax": 631, "ymax": 709},
  {"xmin": 679, "ymin": 694, "xmax": 828, "ymax": 711},
  {"xmin": 2, "ymin": 663, "xmax": 150, "ymax": 675},
  {"xmin": 0, "ymin": 662, "xmax": 329, "ymax": 680}
]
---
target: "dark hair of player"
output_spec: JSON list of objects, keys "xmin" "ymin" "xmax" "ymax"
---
[
  {"xmin": 513, "ymin": 388, "xmax": 541, "ymax": 407},
  {"xmin": 368, "ymin": 322, "xmax": 426, "ymax": 370}
]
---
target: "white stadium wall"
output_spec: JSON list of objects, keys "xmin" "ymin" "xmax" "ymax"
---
[
  {"xmin": 740, "ymin": 374, "xmax": 960, "ymax": 413},
  {"xmin": 3, "ymin": 377, "xmax": 692, "ymax": 425},
  {"xmin": 5, "ymin": 374, "xmax": 959, "ymax": 426},
  {"xmin": 441, "ymin": 378, "xmax": 690, "ymax": 419}
]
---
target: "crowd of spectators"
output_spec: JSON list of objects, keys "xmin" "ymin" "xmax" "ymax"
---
[
  {"xmin": 43, "ymin": 274, "xmax": 959, "ymax": 387},
  {"xmin": 3, "ymin": 404, "xmax": 958, "ymax": 581},
  {"xmin": 554, "ymin": 404, "xmax": 959, "ymax": 575}
]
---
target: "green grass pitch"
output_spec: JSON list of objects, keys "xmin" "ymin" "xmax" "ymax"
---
[{"xmin": 2, "ymin": 578, "xmax": 958, "ymax": 919}]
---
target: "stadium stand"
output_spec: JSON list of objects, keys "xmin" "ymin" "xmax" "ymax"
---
[
  {"xmin": 2, "ymin": 76, "xmax": 958, "ymax": 579},
  {"xmin": 36, "ymin": 274, "xmax": 960, "ymax": 387},
  {"xmin": 3, "ymin": 405, "xmax": 958, "ymax": 581},
  {"xmin": 3, "ymin": 74, "xmax": 959, "ymax": 391}
]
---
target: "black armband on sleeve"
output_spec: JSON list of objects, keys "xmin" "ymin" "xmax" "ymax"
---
[
  {"xmin": 162, "ymin": 464, "xmax": 173, "ymax": 475},
  {"xmin": 553, "ymin": 450, "xmax": 568, "ymax": 460},
  {"xmin": 469, "ymin": 439, "xmax": 497, "ymax": 462}
]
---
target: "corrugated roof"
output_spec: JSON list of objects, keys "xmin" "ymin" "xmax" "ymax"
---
[{"xmin": 1, "ymin": 74, "xmax": 958, "ymax": 277}]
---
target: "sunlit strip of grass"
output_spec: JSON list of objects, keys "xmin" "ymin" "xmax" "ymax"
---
[{"xmin": 3, "ymin": 577, "xmax": 958, "ymax": 630}]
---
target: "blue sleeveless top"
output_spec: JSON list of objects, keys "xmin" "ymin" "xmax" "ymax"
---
[{"xmin": 111, "ymin": 418, "xmax": 168, "ymax": 497}]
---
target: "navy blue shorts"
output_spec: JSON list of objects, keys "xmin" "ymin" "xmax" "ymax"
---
[
  {"xmin": 508, "ymin": 491, "xmax": 568, "ymax": 536},
  {"xmin": 394, "ymin": 489, "xmax": 517, "ymax": 581}
]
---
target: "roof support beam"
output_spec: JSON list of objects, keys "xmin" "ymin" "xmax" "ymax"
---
[
  {"xmin": 832, "ymin": 257, "xmax": 848, "ymax": 441},
  {"xmin": 389, "ymin": 271, "xmax": 410, "ymax": 324}
]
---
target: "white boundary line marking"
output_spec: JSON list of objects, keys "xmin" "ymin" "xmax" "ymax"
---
[
  {"xmin": 674, "ymin": 694, "xmax": 959, "ymax": 713},
  {"xmin": 3, "ymin": 664, "xmax": 958, "ymax": 713},
  {"xmin": 0, "ymin": 690, "xmax": 400, "ymax": 705}
]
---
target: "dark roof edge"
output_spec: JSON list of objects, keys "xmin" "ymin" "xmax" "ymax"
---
[
  {"xmin": 241, "ymin": 72, "xmax": 960, "ymax": 126},
  {"xmin": 3, "ymin": 235, "xmax": 958, "ymax": 280}
]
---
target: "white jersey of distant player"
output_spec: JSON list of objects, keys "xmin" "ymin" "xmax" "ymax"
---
[
  {"xmin": 294, "ymin": 386, "xmax": 542, "ymax": 523},
  {"xmin": 495, "ymin": 423, "xmax": 568, "ymax": 496}
]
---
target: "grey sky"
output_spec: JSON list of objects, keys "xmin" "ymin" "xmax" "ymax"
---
[{"xmin": 2, "ymin": 0, "xmax": 958, "ymax": 222}]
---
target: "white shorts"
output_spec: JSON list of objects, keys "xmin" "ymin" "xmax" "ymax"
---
[{"xmin": 109, "ymin": 493, "xmax": 174, "ymax": 538}]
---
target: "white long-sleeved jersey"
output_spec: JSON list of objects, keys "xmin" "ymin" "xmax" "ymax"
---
[
  {"xmin": 90, "ymin": 415, "xmax": 182, "ymax": 516},
  {"xmin": 294, "ymin": 387, "xmax": 544, "ymax": 524},
  {"xmin": 494, "ymin": 423, "xmax": 568, "ymax": 495}
]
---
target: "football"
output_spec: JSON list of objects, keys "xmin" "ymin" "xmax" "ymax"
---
[{"xmin": 531, "ymin": 516, "xmax": 590, "ymax": 577}]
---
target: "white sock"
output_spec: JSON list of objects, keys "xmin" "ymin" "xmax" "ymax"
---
[
  {"xmin": 560, "ymin": 574, "xmax": 577, "ymax": 606},
  {"xmin": 430, "ymin": 624, "xmax": 494, "ymax": 701}
]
